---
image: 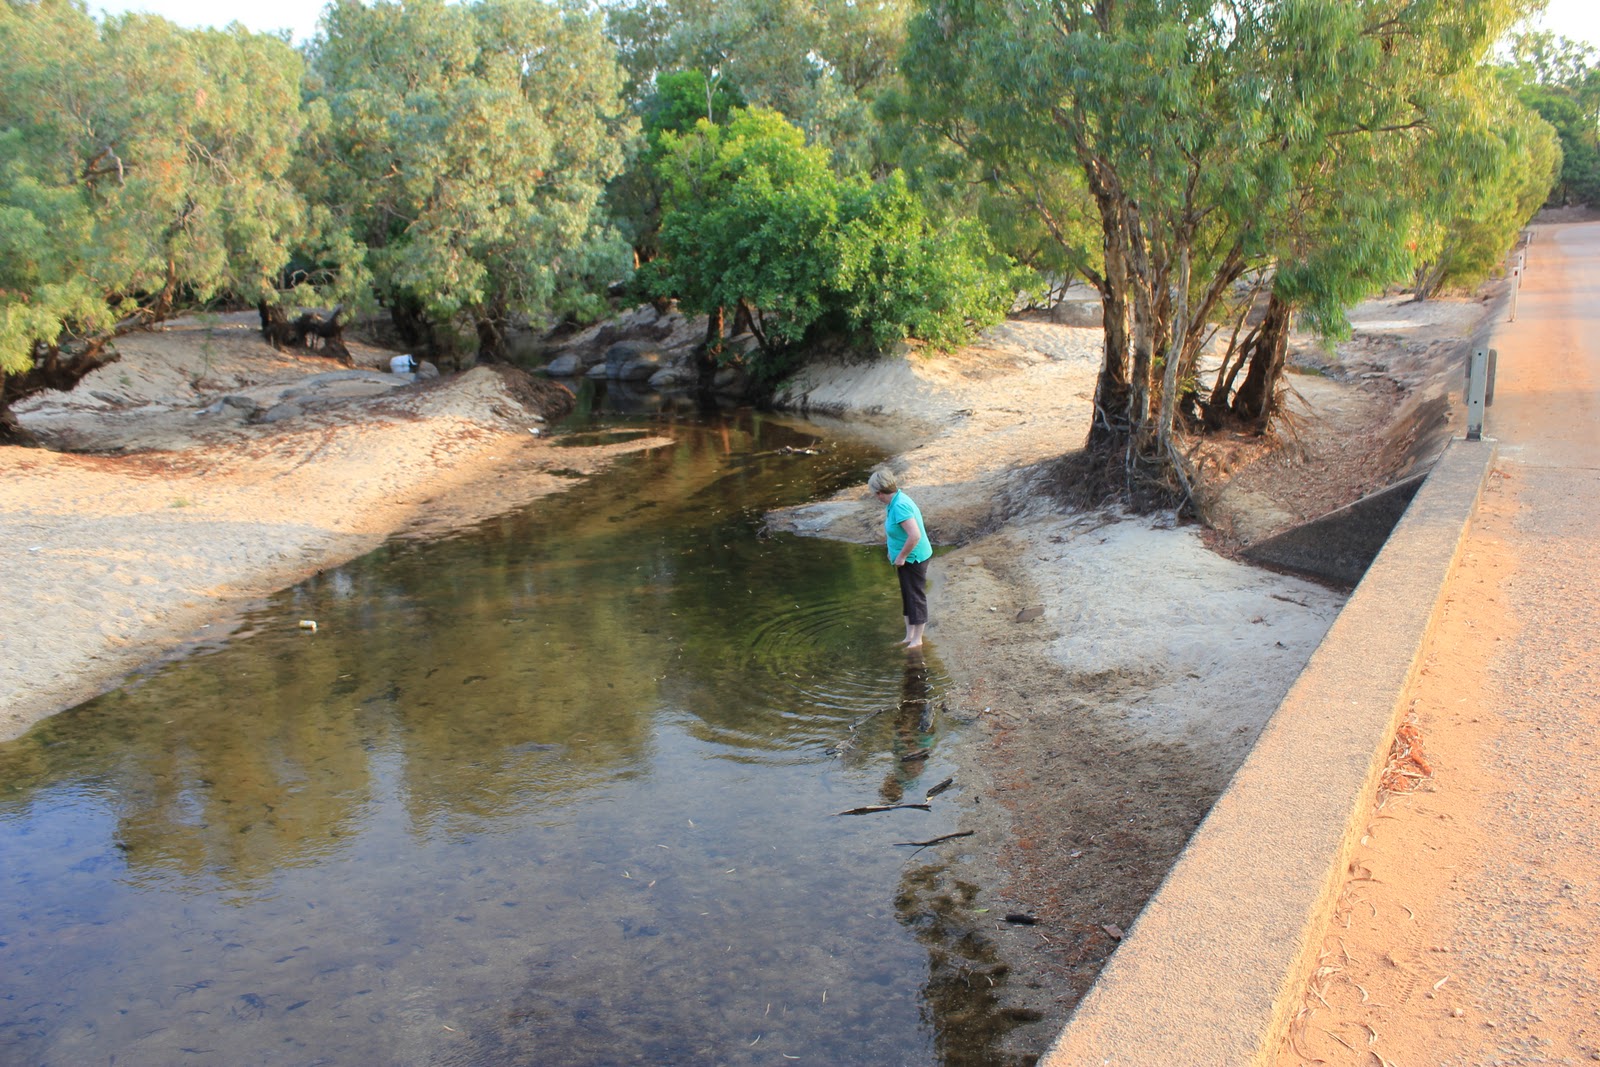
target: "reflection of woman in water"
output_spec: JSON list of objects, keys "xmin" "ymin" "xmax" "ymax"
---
[
  {"xmin": 880, "ymin": 650, "xmax": 933, "ymax": 803},
  {"xmin": 868, "ymin": 467, "xmax": 932, "ymax": 648}
]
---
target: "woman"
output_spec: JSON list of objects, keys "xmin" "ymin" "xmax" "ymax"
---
[{"xmin": 868, "ymin": 467, "xmax": 932, "ymax": 649}]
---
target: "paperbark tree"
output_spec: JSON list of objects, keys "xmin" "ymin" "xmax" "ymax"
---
[
  {"xmin": 300, "ymin": 0, "xmax": 635, "ymax": 360},
  {"xmin": 900, "ymin": 0, "xmax": 1541, "ymax": 502},
  {"xmin": 0, "ymin": 0, "xmax": 308, "ymax": 443}
]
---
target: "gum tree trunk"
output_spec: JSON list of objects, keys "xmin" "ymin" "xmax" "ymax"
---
[
  {"xmin": 0, "ymin": 342, "xmax": 122, "ymax": 447},
  {"xmin": 1229, "ymin": 291, "xmax": 1294, "ymax": 428}
]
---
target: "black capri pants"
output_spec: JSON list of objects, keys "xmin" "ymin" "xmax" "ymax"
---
[{"xmin": 897, "ymin": 558, "xmax": 930, "ymax": 625}]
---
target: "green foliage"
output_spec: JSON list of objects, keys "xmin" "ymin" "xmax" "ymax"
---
[
  {"xmin": 644, "ymin": 107, "xmax": 1014, "ymax": 377},
  {"xmin": 1502, "ymin": 32, "xmax": 1600, "ymax": 205},
  {"xmin": 878, "ymin": 72, "xmax": 1098, "ymax": 289},
  {"xmin": 606, "ymin": 0, "xmax": 913, "ymax": 174},
  {"xmin": 0, "ymin": 131, "xmax": 107, "ymax": 375},
  {"xmin": 645, "ymin": 70, "xmax": 746, "ymax": 142},
  {"xmin": 832, "ymin": 172, "xmax": 1022, "ymax": 351},
  {"xmin": 899, "ymin": 0, "xmax": 1542, "ymax": 461},
  {"xmin": 0, "ymin": 0, "xmax": 308, "ymax": 375},
  {"xmin": 650, "ymin": 108, "xmax": 838, "ymax": 360},
  {"xmin": 606, "ymin": 68, "xmax": 746, "ymax": 263},
  {"xmin": 1409, "ymin": 82, "xmax": 1562, "ymax": 297},
  {"xmin": 301, "ymin": 0, "xmax": 635, "ymax": 355}
]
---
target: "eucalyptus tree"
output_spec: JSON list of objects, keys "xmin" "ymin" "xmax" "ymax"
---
[
  {"xmin": 607, "ymin": 0, "xmax": 914, "ymax": 174},
  {"xmin": 300, "ymin": 0, "xmax": 635, "ymax": 359},
  {"xmin": 0, "ymin": 0, "xmax": 308, "ymax": 443},
  {"xmin": 900, "ymin": 0, "xmax": 1540, "ymax": 498},
  {"xmin": 1502, "ymin": 31, "xmax": 1600, "ymax": 205}
]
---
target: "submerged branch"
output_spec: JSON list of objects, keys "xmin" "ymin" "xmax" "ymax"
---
[
  {"xmin": 836, "ymin": 803, "xmax": 932, "ymax": 816},
  {"xmin": 894, "ymin": 830, "xmax": 974, "ymax": 848}
]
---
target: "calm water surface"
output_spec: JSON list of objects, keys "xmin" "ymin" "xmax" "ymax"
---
[{"xmin": 0, "ymin": 393, "xmax": 1024, "ymax": 1066}]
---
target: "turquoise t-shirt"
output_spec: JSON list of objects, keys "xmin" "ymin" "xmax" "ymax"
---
[{"xmin": 885, "ymin": 491, "xmax": 932, "ymax": 564}]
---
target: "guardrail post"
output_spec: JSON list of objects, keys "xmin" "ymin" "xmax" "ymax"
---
[{"xmin": 1466, "ymin": 348, "xmax": 1489, "ymax": 441}]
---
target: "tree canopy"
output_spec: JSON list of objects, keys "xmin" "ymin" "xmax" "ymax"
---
[
  {"xmin": 897, "ymin": 0, "xmax": 1554, "ymax": 502},
  {"xmin": 606, "ymin": 0, "xmax": 914, "ymax": 174},
  {"xmin": 0, "ymin": 0, "xmax": 1563, "ymax": 478},
  {"xmin": 605, "ymin": 68, "xmax": 748, "ymax": 265},
  {"xmin": 643, "ymin": 106, "xmax": 1017, "ymax": 378},
  {"xmin": 1501, "ymin": 31, "xmax": 1600, "ymax": 206},
  {"xmin": 0, "ymin": 0, "xmax": 309, "ymax": 439},
  {"xmin": 299, "ymin": 0, "xmax": 636, "ymax": 358}
]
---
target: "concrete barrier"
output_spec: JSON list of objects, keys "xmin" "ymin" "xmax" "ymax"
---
[
  {"xmin": 1241, "ymin": 472, "xmax": 1427, "ymax": 588},
  {"xmin": 1041, "ymin": 436, "xmax": 1498, "ymax": 1066}
]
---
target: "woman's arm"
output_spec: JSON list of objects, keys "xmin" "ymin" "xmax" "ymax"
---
[{"xmin": 893, "ymin": 517, "xmax": 922, "ymax": 566}]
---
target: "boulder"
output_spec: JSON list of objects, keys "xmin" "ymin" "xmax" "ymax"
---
[
  {"xmin": 613, "ymin": 304, "xmax": 663, "ymax": 333},
  {"xmin": 618, "ymin": 352, "xmax": 666, "ymax": 381},
  {"xmin": 654, "ymin": 311, "xmax": 704, "ymax": 349},
  {"xmin": 252, "ymin": 401, "xmax": 304, "ymax": 424},
  {"xmin": 603, "ymin": 340, "xmax": 664, "ymax": 378},
  {"xmin": 1051, "ymin": 299, "xmax": 1103, "ymax": 328},
  {"xmin": 649, "ymin": 365, "xmax": 695, "ymax": 389},
  {"xmin": 198, "ymin": 396, "xmax": 260, "ymax": 418},
  {"xmin": 545, "ymin": 353, "xmax": 584, "ymax": 377},
  {"xmin": 416, "ymin": 360, "xmax": 441, "ymax": 380}
]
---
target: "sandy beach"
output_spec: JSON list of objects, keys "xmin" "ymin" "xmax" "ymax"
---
[{"xmin": 0, "ymin": 314, "xmax": 672, "ymax": 740}]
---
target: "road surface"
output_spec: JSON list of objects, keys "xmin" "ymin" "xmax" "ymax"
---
[{"xmin": 1279, "ymin": 223, "xmax": 1600, "ymax": 1065}]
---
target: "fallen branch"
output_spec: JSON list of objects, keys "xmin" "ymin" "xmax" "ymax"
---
[
  {"xmin": 847, "ymin": 706, "xmax": 891, "ymax": 732},
  {"xmin": 836, "ymin": 803, "xmax": 931, "ymax": 816},
  {"xmin": 826, "ymin": 706, "xmax": 893, "ymax": 754},
  {"xmin": 894, "ymin": 830, "xmax": 974, "ymax": 848}
]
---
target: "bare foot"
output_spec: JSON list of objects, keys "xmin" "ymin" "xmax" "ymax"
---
[{"xmin": 904, "ymin": 639, "xmax": 922, "ymax": 649}]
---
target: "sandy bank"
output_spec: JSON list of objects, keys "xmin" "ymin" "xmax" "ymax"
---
[
  {"xmin": 1, "ymin": 313, "xmax": 668, "ymax": 741},
  {"xmin": 0, "ymin": 292, "xmax": 1492, "ymax": 1055},
  {"xmin": 761, "ymin": 294, "xmax": 1492, "ymax": 1047}
]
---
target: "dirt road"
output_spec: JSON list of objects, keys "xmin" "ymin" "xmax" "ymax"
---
[{"xmin": 1279, "ymin": 223, "xmax": 1600, "ymax": 1064}]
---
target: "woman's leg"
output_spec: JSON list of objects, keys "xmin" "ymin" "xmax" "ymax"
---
[{"xmin": 897, "ymin": 560, "xmax": 930, "ymax": 647}]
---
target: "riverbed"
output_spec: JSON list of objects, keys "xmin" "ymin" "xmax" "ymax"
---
[{"xmin": 0, "ymin": 399, "xmax": 1039, "ymax": 1066}]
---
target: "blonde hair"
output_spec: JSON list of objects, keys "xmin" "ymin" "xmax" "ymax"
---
[{"xmin": 867, "ymin": 468, "xmax": 899, "ymax": 494}]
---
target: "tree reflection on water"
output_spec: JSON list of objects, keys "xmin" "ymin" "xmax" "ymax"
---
[{"xmin": 0, "ymin": 405, "xmax": 1037, "ymax": 1065}]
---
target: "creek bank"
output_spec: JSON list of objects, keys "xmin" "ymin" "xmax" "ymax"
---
[
  {"xmin": 756, "ymin": 292, "xmax": 1496, "ymax": 1055},
  {"xmin": 1, "ymin": 291, "xmax": 1493, "ymax": 1060},
  {"xmin": 0, "ymin": 311, "xmax": 672, "ymax": 742}
]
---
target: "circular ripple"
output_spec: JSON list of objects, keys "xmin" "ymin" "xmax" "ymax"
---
[
  {"xmin": 742, "ymin": 596, "xmax": 913, "ymax": 705},
  {"xmin": 679, "ymin": 593, "xmax": 953, "ymax": 758}
]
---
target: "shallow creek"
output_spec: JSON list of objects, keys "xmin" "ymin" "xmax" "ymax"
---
[{"xmin": 0, "ymin": 393, "xmax": 1031, "ymax": 1066}]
